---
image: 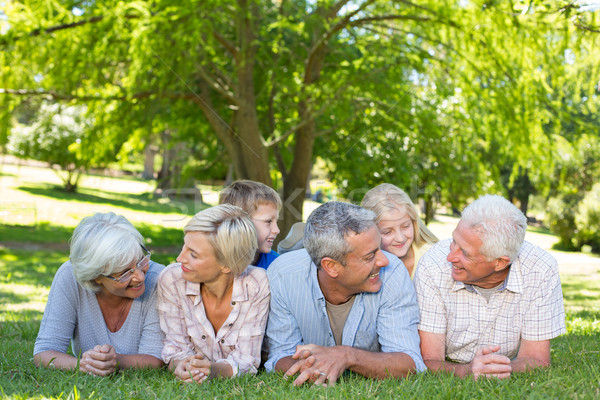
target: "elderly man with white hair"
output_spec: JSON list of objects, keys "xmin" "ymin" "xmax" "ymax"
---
[{"xmin": 415, "ymin": 195, "xmax": 566, "ymax": 379}]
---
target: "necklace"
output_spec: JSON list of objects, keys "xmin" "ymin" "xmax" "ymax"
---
[{"xmin": 97, "ymin": 296, "xmax": 132, "ymax": 332}]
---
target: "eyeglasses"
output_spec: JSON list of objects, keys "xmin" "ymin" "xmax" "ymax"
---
[{"xmin": 101, "ymin": 245, "xmax": 151, "ymax": 284}]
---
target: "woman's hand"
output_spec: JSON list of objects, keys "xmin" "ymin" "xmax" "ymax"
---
[
  {"xmin": 173, "ymin": 355, "xmax": 210, "ymax": 383},
  {"xmin": 79, "ymin": 344, "xmax": 118, "ymax": 376}
]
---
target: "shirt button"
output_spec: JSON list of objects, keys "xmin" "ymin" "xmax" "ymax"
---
[
  {"xmin": 221, "ymin": 339, "xmax": 225, "ymax": 343},
  {"xmin": 228, "ymin": 323, "xmax": 233, "ymax": 326},
  {"xmin": 202, "ymin": 335, "xmax": 206, "ymax": 339},
  {"xmin": 231, "ymin": 301, "xmax": 236, "ymax": 305}
]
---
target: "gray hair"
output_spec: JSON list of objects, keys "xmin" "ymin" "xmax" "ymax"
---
[
  {"xmin": 304, "ymin": 201, "xmax": 376, "ymax": 267},
  {"xmin": 70, "ymin": 212, "xmax": 145, "ymax": 292},
  {"xmin": 460, "ymin": 195, "xmax": 527, "ymax": 262},
  {"xmin": 184, "ymin": 204, "xmax": 257, "ymax": 276}
]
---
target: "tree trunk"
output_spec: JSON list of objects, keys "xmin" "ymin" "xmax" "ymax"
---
[{"xmin": 142, "ymin": 143, "xmax": 156, "ymax": 180}]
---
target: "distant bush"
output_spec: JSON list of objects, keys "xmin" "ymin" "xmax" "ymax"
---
[
  {"xmin": 8, "ymin": 104, "xmax": 95, "ymax": 192},
  {"xmin": 546, "ymin": 193, "xmax": 581, "ymax": 251},
  {"xmin": 574, "ymin": 183, "xmax": 600, "ymax": 253}
]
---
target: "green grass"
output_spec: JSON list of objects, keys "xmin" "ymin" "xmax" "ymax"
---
[
  {"xmin": 1, "ymin": 162, "xmax": 600, "ymax": 398},
  {"xmin": 1, "ymin": 250, "xmax": 599, "ymax": 399}
]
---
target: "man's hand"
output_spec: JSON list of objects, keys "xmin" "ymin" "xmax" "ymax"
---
[
  {"xmin": 285, "ymin": 344, "xmax": 348, "ymax": 387},
  {"xmin": 79, "ymin": 344, "xmax": 118, "ymax": 376},
  {"xmin": 173, "ymin": 355, "xmax": 209, "ymax": 384},
  {"xmin": 469, "ymin": 345, "xmax": 512, "ymax": 380}
]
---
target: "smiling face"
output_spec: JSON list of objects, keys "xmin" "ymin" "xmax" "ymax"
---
[
  {"xmin": 447, "ymin": 221, "xmax": 509, "ymax": 288},
  {"xmin": 334, "ymin": 226, "xmax": 389, "ymax": 296},
  {"xmin": 95, "ymin": 257, "xmax": 147, "ymax": 299},
  {"xmin": 176, "ymin": 232, "xmax": 229, "ymax": 284},
  {"xmin": 251, "ymin": 203, "xmax": 280, "ymax": 254},
  {"xmin": 377, "ymin": 207, "xmax": 415, "ymax": 260}
]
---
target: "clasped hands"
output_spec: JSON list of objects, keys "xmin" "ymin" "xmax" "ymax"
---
[
  {"xmin": 79, "ymin": 344, "xmax": 118, "ymax": 376},
  {"xmin": 173, "ymin": 354, "xmax": 211, "ymax": 383},
  {"xmin": 284, "ymin": 344, "xmax": 347, "ymax": 387},
  {"xmin": 470, "ymin": 345, "xmax": 512, "ymax": 380}
]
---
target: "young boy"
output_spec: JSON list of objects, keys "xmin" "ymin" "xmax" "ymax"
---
[{"xmin": 219, "ymin": 180, "xmax": 282, "ymax": 269}]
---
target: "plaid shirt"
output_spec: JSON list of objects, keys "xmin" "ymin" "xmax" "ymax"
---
[
  {"xmin": 415, "ymin": 239, "xmax": 566, "ymax": 363},
  {"xmin": 157, "ymin": 264, "xmax": 270, "ymax": 376}
]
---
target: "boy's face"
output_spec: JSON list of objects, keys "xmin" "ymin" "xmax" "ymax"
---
[{"xmin": 251, "ymin": 203, "xmax": 280, "ymax": 254}]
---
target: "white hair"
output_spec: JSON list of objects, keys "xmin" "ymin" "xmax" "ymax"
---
[
  {"xmin": 70, "ymin": 212, "xmax": 145, "ymax": 292},
  {"xmin": 304, "ymin": 201, "xmax": 376, "ymax": 267},
  {"xmin": 460, "ymin": 195, "xmax": 527, "ymax": 262}
]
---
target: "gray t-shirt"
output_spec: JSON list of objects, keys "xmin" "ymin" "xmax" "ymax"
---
[{"xmin": 34, "ymin": 260, "xmax": 165, "ymax": 359}]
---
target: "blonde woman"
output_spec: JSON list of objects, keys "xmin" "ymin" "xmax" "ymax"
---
[
  {"xmin": 157, "ymin": 204, "xmax": 270, "ymax": 383},
  {"xmin": 362, "ymin": 183, "xmax": 438, "ymax": 278}
]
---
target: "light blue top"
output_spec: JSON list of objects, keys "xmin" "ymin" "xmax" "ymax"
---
[
  {"xmin": 264, "ymin": 249, "xmax": 425, "ymax": 372},
  {"xmin": 34, "ymin": 260, "xmax": 165, "ymax": 360}
]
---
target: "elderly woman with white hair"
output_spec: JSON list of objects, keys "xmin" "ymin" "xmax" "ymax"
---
[
  {"xmin": 158, "ymin": 204, "xmax": 270, "ymax": 383},
  {"xmin": 33, "ymin": 212, "xmax": 165, "ymax": 375}
]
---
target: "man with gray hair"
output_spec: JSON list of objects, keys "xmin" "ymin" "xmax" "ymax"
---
[
  {"xmin": 415, "ymin": 195, "xmax": 566, "ymax": 379},
  {"xmin": 265, "ymin": 201, "xmax": 425, "ymax": 386}
]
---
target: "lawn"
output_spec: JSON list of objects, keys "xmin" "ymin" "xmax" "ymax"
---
[{"xmin": 1, "ymin": 161, "xmax": 599, "ymax": 399}]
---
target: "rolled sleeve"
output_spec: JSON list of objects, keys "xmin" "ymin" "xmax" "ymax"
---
[
  {"xmin": 136, "ymin": 272, "xmax": 165, "ymax": 359},
  {"xmin": 34, "ymin": 263, "xmax": 78, "ymax": 355},
  {"xmin": 157, "ymin": 267, "xmax": 195, "ymax": 363},
  {"xmin": 523, "ymin": 257, "xmax": 566, "ymax": 341},
  {"xmin": 414, "ymin": 254, "xmax": 448, "ymax": 335},
  {"xmin": 378, "ymin": 257, "xmax": 426, "ymax": 372},
  {"xmin": 264, "ymin": 269, "xmax": 304, "ymax": 372}
]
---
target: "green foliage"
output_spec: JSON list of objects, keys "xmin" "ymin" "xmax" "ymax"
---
[
  {"xmin": 1, "ymin": 0, "xmax": 600, "ymax": 237},
  {"xmin": 7, "ymin": 103, "xmax": 109, "ymax": 192},
  {"xmin": 574, "ymin": 183, "xmax": 600, "ymax": 252},
  {"xmin": 546, "ymin": 193, "xmax": 580, "ymax": 250},
  {"xmin": 545, "ymin": 135, "xmax": 600, "ymax": 251}
]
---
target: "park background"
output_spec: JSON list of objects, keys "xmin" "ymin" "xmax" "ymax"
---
[{"xmin": 1, "ymin": 0, "xmax": 600, "ymax": 398}]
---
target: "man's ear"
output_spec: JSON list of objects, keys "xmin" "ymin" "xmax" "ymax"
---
[
  {"xmin": 320, "ymin": 257, "xmax": 341, "ymax": 278},
  {"xmin": 494, "ymin": 256, "xmax": 511, "ymax": 271}
]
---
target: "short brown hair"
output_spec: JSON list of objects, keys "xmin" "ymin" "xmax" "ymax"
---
[{"xmin": 219, "ymin": 180, "xmax": 282, "ymax": 216}]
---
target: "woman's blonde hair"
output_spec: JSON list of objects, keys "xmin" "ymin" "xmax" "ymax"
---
[
  {"xmin": 361, "ymin": 183, "xmax": 438, "ymax": 248},
  {"xmin": 184, "ymin": 204, "xmax": 258, "ymax": 276}
]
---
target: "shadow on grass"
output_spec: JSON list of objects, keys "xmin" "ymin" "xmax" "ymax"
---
[
  {"xmin": 0, "ymin": 249, "xmax": 67, "ymax": 286},
  {"xmin": 561, "ymin": 280, "xmax": 600, "ymax": 303},
  {"xmin": 17, "ymin": 184, "xmax": 209, "ymax": 216},
  {"xmin": 1, "ymin": 222, "xmax": 184, "ymax": 247},
  {"xmin": 0, "ymin": 223, "xmax": 72, "ymax": 244}
]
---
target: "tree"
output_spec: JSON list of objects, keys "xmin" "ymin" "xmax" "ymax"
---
[
  {"xmin": 2, "ymin": 0, "xmax": 599, "ymax": 235},
  {"xmin": 8, "ymin": 103, "xmax": 104, "ymax": 191}
]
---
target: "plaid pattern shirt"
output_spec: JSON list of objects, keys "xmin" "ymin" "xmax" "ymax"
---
[
  {"xmin": 157, "ymin": 264, "xmax": 270, "ymax": 376},
  {"xmin": 415, "ymin": 239, "xmax": 566, "ymax": 363}
]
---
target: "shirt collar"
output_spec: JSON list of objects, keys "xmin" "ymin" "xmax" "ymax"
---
[
  {"xmin": 451, "ymin": 263, "xmax": 521, "ymax": 294},
  {"xmin": 310, "ymin": 261, "xmax": 325, "ymax": 301}
]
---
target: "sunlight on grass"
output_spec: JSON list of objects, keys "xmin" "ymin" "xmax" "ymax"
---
[
  {"xmin": 1, "ymin": 163, "xmax": 599, "ymax": 399},
  {"xmin": 0, "ymin": 283, "xmax": 49, "ymax": 316}
]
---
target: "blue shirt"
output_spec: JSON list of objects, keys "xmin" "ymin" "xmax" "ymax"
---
[
  {"xmin": 254, "ymin": 250, "xmax": 278, "ymax": 270},
  {"xmin": 264, "ymin": 249, "xmax": 425, "ymax": 372}
]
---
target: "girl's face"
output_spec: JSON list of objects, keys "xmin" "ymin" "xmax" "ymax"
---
[{"xmin": 376, "ymin": 207, "xmax": 415, "ymax": 260}]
